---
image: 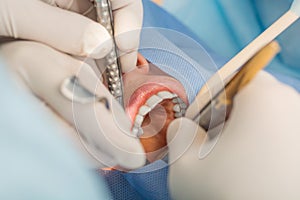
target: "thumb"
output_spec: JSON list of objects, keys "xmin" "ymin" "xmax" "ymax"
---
[
  {"xmin": 0, "ymin": 0, "xmax": 112, "ymax": 59},
  {"xmin": 167, "ymin": 118, "xmax": 206, "ymax": 165}
]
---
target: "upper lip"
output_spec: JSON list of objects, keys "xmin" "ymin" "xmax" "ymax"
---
[{"xmin": 125, "ymin": 77, "xmax": 188, "ymax": 122}]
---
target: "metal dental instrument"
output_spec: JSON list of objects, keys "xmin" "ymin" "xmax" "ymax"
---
[
  {"xmin": 194, "ymin": 41, "xmax": 280, "ymax": 132},
  {"xmin": 94, "ymin": 0, "xmax": 125, "ymax": 108},
  {"xmin": 61, "ymin": 76, "xmax": 110, "ymax": 110}
]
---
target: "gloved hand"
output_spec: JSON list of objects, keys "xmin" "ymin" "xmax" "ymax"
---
[
  {"xmin": 0, "ymin": 0, "xmax": 143, "ymax": 72},
  {"xmin": 167, "ymin": 71, "xmax": 300, "ymax": 200},
  {"xmin": 0, "ymin": 0, "xmax": 146, "ymax": 170}
]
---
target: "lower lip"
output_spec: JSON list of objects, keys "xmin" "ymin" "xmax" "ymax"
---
[{"xmin": 126, "ymin": 83, "xmax": 177, "ymax": 122}]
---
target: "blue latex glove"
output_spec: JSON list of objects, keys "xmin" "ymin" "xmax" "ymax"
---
[{"xmin": 163, "ymin": 0, "xmax": 300, "ymax": 81}]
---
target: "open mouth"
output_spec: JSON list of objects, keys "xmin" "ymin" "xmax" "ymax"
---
[
  {"xmin": 122, "ymin": 54, "xmax": 188, "ymax": 161},
  {"xmin": 127, "ymin": 84, "xmax": 188, "ymax": 137},
  {"xmin": 125, "ymin": 78, "xmax": 188, "ymax": 161},
  {"xmin": 104, "ymin": 84, "xmax": 187, "ymax": 168}
]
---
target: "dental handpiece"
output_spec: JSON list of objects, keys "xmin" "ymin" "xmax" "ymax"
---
[{"xmin": 94, "ymin": 0, "xmax": 124, "ymax": 108}]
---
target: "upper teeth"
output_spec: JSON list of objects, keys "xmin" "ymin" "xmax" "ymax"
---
[
  {"xmin": 134, "ymin": 115, "xmax": 144, "ymax": 127},
  {"xmin": 158, "ymin": 91, "xmax": 177, "ymax": 99},
  {"xmin": 139, "ymin": 105, "xmax": 152, "ymax": 116},
  {"xmin": 132, "ymin": 91, "xmax": 187, "ymax": 137},
  {"xmin": 146, "ymin": 95, "xmax": 163, "ymax": 109}
]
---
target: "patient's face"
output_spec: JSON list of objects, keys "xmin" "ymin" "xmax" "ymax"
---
[{"xmin": 123, "ymin": 54, "xmax": 188, "ymax": 162}]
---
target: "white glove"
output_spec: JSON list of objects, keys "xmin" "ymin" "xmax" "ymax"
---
[
  {"xmin": 0, "ymin": 0, "xmax": 145, "ymax": 169},
  {"xmin": 0, "ymin": 0, "xmax": 143, "ymax": 72},
  {"xmin": 167, "ymin": 71, "xmax": 300, "ymax": 200},
  {"xmin": 0, "ymin": 40, "xmax": 146, "ymax": 169}
]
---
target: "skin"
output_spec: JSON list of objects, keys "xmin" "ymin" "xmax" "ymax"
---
[{"xmin": 123, "ymin": 54, "xmax": 188, "ymax": 162}]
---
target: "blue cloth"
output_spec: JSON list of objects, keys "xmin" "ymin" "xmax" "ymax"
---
[
  {"xmin": 1, "ymin": 2, "xmax": 204, "ymax": 200},
  {"xmin": 99, "ymin": 1, "xmax": 219, "ymax": 199},
  {"xmin": 140, "ymin": 0, "xmax": 227, "ymax": 102},
  {"xmin": 0, "ymin": 60, "xmax": 111, "ymax": 199},
  {"xmin": 100, "ymin": 160, "xmax": 169, "ymax": 200},
  {"xmin": 163, "ymin": 0, "xmax": 300, "ymax": 90},
  {"xmin": 101, "ymin": 1, "xmax": 300, "ymax": 200},
  {"xmin": 101, "ymin": 1, "xmax": 226, "ymax": 200},
  {"xmin": 2, "ymin": 1, "xmax": 300, "ymax": 200}
]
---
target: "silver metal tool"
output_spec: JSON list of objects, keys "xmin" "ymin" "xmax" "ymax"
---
[
  {"xmin": 61, "ymin": 76, "xmax": 110, "ymax": 110},
  {"xmin": 94, "ymin": 0, "xmax": 124, "ymax": 107}
]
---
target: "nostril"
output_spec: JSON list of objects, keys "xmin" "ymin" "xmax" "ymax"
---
[
  {"xmin": 137, "ymin": 53, "xmax": 148, "ymax": 66},
  {"xmin": 136, "ymin": 53, "xmax": 149, "ymax": 73}
]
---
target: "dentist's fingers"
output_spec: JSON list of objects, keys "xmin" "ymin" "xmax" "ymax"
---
[
  {"xmin": 167, "ymin": 118, "xmax": 206, "ymax": 165},
  {"xmin": 167, "ymin": 118, "xmax": 207, "ymax": 200},
  {"xmin": 41, "ymin": 0, "xmax": 97, "ymax": 20},
  {"xmin": 0, "ymin": 0, "xmax": 112, "ymax": 59},
  {"xmin": 39, "ymin": 0, "xmax": 144, "ymax": 72},
  {"xmin": 0, "ymin": 41, "xmax": 146, "ymax": 169},
  {"xmin": 113, "ymin": 0, "xmax": 143, "ymax": 72}
]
